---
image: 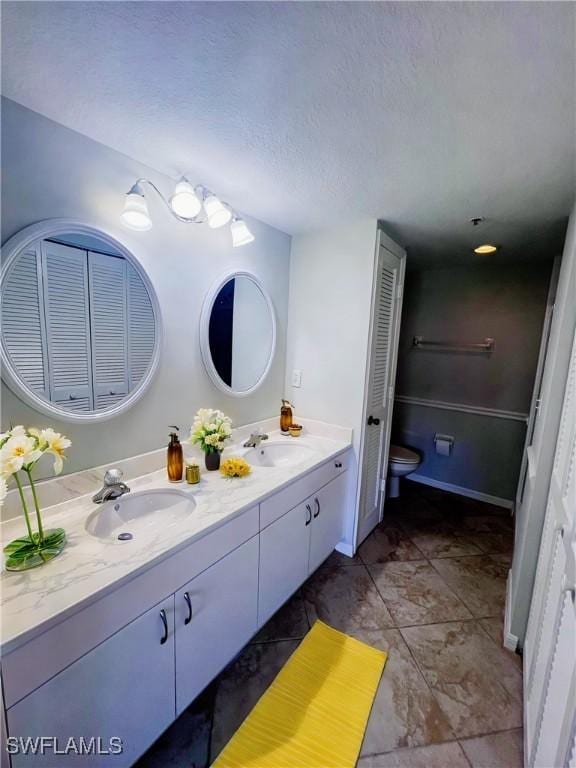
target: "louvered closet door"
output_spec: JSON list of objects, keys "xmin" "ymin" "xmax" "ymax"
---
[
  {"xmin": 127, "ymin": 263, "xmax": 156, "ymax": 391},
  {"xmin": 41, "ymin": 241, "xmax": 93, "ymax": 412},
  {"xmin": 359, "ymin": 242, "xmax": 404, "ymax": 536},
  {"xmin": 524, "ymin": 328, "xmax": 576, "ymax": 768},
  {"xmin": 1, "ymin": 245, "xmax": 49, "ymax": 399},
  {"xmin": 88, "ymin": 251, "xmax": 129, "ymax": 410}
]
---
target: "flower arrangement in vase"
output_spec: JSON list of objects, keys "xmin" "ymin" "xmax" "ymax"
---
[
  {"xmin": 0, "ymin": 426, "xmax": 71, "ymax": 571},
  {"xmin": 188, "ymin": 409, "xmax": 232, "ymax": 471}
]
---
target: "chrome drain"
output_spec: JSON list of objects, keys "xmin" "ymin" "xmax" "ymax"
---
[{"xmin": 117, "ymin": 532, "xmax": 133, "ymax": 541}]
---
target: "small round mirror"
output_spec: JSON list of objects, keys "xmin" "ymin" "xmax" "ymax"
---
[
  {"xmin": 1, "ymin": 220, "xmax": 162, "ymax": 422},
  {"xmin": 200, "ymin": 272, "xmax": 276, "ymax": 396}
]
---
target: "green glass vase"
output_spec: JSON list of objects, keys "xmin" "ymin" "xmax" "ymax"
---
[
  {"xmin": 4, "ymin": 528, "xmax": 67, "ymax": 571},
  {"xmin": 4, "ymin": 469, "xmax": 67, "ymax": 571}
]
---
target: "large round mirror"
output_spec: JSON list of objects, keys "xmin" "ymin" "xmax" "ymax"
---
[
  {"xmin": 1, "ymin": 220, "xmax": 161, "ymax": 422},
  {"xmin": 200, "ymin": 272, "xmax": 276, "ymax": 396}
]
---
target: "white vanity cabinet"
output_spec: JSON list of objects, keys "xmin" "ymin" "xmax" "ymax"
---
[
  {"xmin": 1, "ymin": 448, "xmax": 352, "ymax": 767},
  {"xmin": 308, "ymin": 471, "xmax": 348, "ymax": 573},
  {"xmin": 174, "ymin": 536, "xmax": 259, "ymax": 715},
  {"xmin": 259, "ymin": 499, "xmax": 311, "ymax": 626},
  {"xmin": 6, "ymin": 596, "xmax": 176, "ymax": 767},
  {"xmin": 258, "ymin": 461, "xmax": 349, "ymax": 627}
]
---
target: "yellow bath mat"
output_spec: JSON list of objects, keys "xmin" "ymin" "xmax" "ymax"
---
[{"xmin": 212, "ymin": 620, "xmax": 387, "ymax": 768}]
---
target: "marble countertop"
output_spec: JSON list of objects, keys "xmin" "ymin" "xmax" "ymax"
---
[{"xmin": 0, "ymin": 428, "xmax": 351, "ymax": 653}]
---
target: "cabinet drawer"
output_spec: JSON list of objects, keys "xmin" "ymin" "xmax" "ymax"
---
[
  {"xmin": 260, "ymin": 451, "xmax": 350, "ymax": 529},
  {"xmin": 3, "ymin": 505, "xmax": 258, "ymax": 708}
]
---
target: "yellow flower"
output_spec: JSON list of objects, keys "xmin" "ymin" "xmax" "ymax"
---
[{"xmin": 220, "ymin": 457, "xmax": 251, "ymax": 478}]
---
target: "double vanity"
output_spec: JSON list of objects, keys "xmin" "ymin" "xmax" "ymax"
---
[{"xmin": 1, "ymin": 427, "xmax": 352, "ymax": 766}]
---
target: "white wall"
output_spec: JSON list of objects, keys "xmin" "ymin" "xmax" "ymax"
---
[
  {"xmin": 285, "ymin": 220, "xmax": 378, "ymax": 548},
  {"xmin": 1, "ymin": 98, "xmax": 291, "ymax": 478},
  {"xmin": 394, "ymin": 263, "xmax": 552, "ymax": 502}
]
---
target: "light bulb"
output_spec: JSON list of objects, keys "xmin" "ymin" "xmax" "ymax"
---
[
  {"xmin": 121, "ymin": 191, "xmax": 152, "ymax": 231},
  {"xmin": 474, "ymin": 244, "xmax": 498, "ymax": 254},
  {"xmin": 231, "ymin": 218, "xmax": 255, "ymax": 247},
  {"xmin": 203, "ymin": 193, "xmax": 232, "ymax": 229},
  {"xmin": 170, "ymin": 180, "xmax": 201, "ymax": 219}
]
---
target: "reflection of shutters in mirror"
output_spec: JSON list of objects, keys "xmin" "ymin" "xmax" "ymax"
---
[
  {"xmin": 1, "ymin": 245, "xmax": 49, "ymax": 399},
  {"xmin": 41, "ymin": 241, "xmax": 93, "ymax": 412},
  {"xmin": 127, "ymin": 263, "xmax": 156, "ymax": 391},
  {"xmin": 89, "ymin": 252, "xmax": 129, "ymax": 410}
]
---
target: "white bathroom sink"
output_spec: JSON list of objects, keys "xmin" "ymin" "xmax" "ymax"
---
[
  {"xmin": 85, "ymin": 489, "xmax": 196, "ymax": 541},
  {"xmin": 242, "ymin": 441, "xmax": 318, "ymax": 468}
]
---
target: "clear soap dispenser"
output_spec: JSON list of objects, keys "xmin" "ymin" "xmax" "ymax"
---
[{"xmin": 167, "ymin": 426, "xmax": 183, "ymax": 482}]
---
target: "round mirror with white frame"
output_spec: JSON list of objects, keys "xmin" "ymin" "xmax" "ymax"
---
[
  {"xmin": 200, "ymin": 271, "xmax": 276, "ymax": 396},
  {"xmin": 1, "ymin": 219, "xmax": 162, "ymax": 423}
]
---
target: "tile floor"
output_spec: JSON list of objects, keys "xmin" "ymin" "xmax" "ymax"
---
[{"xmin": 135, "ymin": 482, "xmax": 523, "ymax": 768}]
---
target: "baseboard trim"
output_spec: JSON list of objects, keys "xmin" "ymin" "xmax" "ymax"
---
[
  {"xmin": 408, "ymin": 474, "xmax": 514, "ymax": 510},
  {"xmin": 504, "ymin": 570, "xmax": 519, "ymax": 652},
  {"xmin": 335, "ymin": 540, "xmax": 355, "ymax": 557}
]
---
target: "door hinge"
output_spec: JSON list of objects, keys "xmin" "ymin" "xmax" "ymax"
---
[
  {"xmin": 388, "ymin": 386, "xmax": 394, "ymax": 401},
  {"xmin": 396, "ymin": 284, "xmax": 403, "ymax": 301},
  {"xmin": 379, "ymin": 476, "xmax": 387, "ymax": 492}
]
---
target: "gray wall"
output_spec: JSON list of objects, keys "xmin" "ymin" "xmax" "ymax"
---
[
  {"xmin": 393, "ymin": 263, "xmax": 552, "ymax": 501},
  {"xmin": 1, "ymin": 98, "xmax": 291, "ymax": 478}
]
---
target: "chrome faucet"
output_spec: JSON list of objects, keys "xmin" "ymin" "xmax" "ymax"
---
[
  {"xmin": 243, "ymin": 430, "xmax": 269, "ymax": 448},
  {"xmin": 92, "ymin": 469, "xmax": 131, "ymax": 504}
]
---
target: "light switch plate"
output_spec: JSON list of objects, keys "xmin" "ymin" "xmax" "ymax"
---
[{"xmin": 291, "ymin": 369, "xmax": 303, "ymax": 388}]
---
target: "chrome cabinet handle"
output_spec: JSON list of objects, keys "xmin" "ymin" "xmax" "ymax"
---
[
  {"xmin": 367, "ymin": 415, "xmax": 380, "ymax": 426},
  {"xmin": 305, "ymin": 504, "xmax": 312, "ymax": 526},
  {"xmin": 184, "ymin": 591, "xmax": 193, "ymax": 625},
  {"xmin": 159, "ymin": 609, "xmax": 168, "ymax": 644},
  {"xmin": 335, "ymin": 461, "xmax": 343, "ymax": 469},
  {"xmin": 314, "ymin": 498, "xmax": 320, "ymax": 518}
]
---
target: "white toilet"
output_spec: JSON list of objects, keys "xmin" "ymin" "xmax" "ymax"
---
[{"xmin": 387, "ymin": 445, "xmax": 421, "ymax": 498}]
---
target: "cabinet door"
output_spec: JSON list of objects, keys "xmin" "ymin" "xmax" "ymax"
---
[
  {"xmin": 309, "ymin": 472, "xmax": 348, "ymax": 574},
  {"xmin": 175, "ymin": 536, "xmax": 259, "ymax": 715},
  {"xmin": 7, "ymin": 597, "xmax": 175, "ymax": 767},
  {"xmin": 258, "ymin": 500, "xmax": 311, "ymax": 628}
]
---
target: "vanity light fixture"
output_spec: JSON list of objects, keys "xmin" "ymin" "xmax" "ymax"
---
[
  {"xmin": 169, "ymin": 179, "xmax": 202, "ymax": 219},
  {"xmin": 120, "ymin": 188, "xmax": 153, "ymax": 231},
  {"xmin": 231, "ymin": 217, "xmax": 255, "ymax": 247},
  {"xmin": 121, "ymin": 178, "xmax": 254, "ymax": 246},
  {"xmin": 203, "ymin": 193, "xmax": 232, "ymax": 229},
  {"xmin": 474, "ymin": 244, "xmax": 498, "ymax": 255}
]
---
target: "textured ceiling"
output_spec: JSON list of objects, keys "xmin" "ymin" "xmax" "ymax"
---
[{"xmin": 2, "ymin": 1, "xmax": 575, "ymax": 266}]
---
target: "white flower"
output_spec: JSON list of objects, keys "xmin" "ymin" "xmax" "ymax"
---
[
  {"xmin": 39, "ymin": 429, "xmax": 71, "ymax": 475},
  {"xmin": 0, "ymin": 476, "xmax": 7, "ymax": 507},
  {"xmin": 0, "ymin": 434, "xmax": 43, "ymax": 476}
]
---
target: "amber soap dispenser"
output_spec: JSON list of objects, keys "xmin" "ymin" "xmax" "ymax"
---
[
  {"xmin": 167, "ymin": 426, "xmax": 184, "ymax": 482},
  {"xmin": 280, "ymin": 399, "xmax": 293, "ymax": 433}
]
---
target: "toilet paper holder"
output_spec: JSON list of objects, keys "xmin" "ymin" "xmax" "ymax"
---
[{"xmin": 434, "ymin": 434, "xmax": 454, "ymax": 456}]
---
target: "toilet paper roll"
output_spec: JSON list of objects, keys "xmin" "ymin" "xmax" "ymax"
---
[{"xmin": 435, "ymin": 438, "xmax": 452, "ymax": 456}]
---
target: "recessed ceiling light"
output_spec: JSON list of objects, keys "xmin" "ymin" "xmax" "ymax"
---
[{"xmin": 474, "ymin": 244, "xmax": 498, "ymax": 255}]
